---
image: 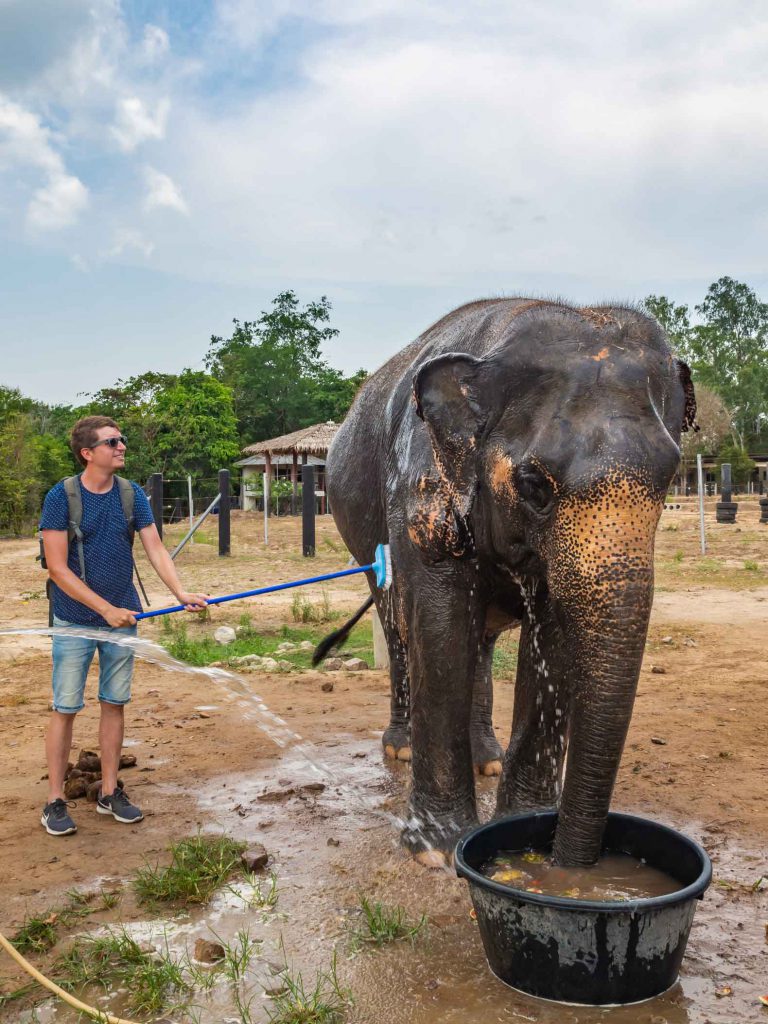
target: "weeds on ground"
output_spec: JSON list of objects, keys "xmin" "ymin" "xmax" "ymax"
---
[
  {"xmin": 219, "ymin": 928, "xmax": 262, "ymax": 982},
  {"xmin": 0, "ymin": 982, "xmax": 38, "ymax": 1009},
  {"xmin": 673, "ymin": 550, "xmax": 684, "ymax": 563},
  {"xmin": 744, "ymin": 559, "xmax": 760, "ymax": 572},
  {"xmin": 133, "ymin": 834, "xmax": 246, "ymax": 906},
  {"xmin": 56, "ymin": 929, "xmax": 189, "ymax": 1017},
  {"xmin": 349, "ymin": 895, "xmax": 427, "ymax": 951},
  {"xmin": 266, "ymin": 952, "xmax": 351, "ymax": 1024},
  {"xmin": 237, "ymin": 870, "xmax": 280, "ymax": 910},
  {"xmin": 492, "ymin": 634, "xmax": 519, "ymax": 680},
  {"xmin": 290, "ymin": 591, "xmax": 337, "ymax": 624},
  {"xmin": 10, "ymin": 890, "xmax": 99, "ymax": 954}
]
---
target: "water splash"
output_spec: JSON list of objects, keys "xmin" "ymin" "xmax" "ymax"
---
[{"xmin": 0, "ymin": 626, "xmax": 457, "ymax": 873}]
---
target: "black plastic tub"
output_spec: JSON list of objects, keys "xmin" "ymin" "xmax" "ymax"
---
[{"xmin": 455, "ymin": 811, "xmax": 711, "ymax": 1005}]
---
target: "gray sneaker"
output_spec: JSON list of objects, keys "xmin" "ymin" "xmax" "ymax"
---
[
  {"xmin": 97, "ymin": 786, "xmax": 144, "ymax": 824},
  {"xmin": 41, "ymin": 799, "xmax": 77, "ymax": 836}
]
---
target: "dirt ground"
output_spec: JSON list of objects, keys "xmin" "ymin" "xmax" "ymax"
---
[{"xmin": 0, "ymin": 503, "xmax": 766, "ymax": 1024}]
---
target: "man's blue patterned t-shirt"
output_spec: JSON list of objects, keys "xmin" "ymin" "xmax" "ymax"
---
[{"xmin": 39, "ymin": 478, "xmax": 154, "ymax": 626}]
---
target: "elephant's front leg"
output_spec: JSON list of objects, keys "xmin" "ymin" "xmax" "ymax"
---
[
  {"xmin": 496, "ymin": 587, "xmax": 570, "ymax": 815},
  {"xmin": 403, "ymin": 571, "xmax": 483, "ymax": 866}
]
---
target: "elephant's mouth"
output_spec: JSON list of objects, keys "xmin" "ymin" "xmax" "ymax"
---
[{"xmin": 503, "ymin": 543, "xmax": 545, "ymax": 577}]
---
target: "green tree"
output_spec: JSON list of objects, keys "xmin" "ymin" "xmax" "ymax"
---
[
  {"xmin": 716, "ymin": 438, "xmax": 755, "ymax": 486},
  {"xmin": 153, "ymin": 371, "xmax": 240, "ymax": 479},
  {"xmin": 206, "ymin": 291, "xmax": 365, "ymax": 441},
  {"xmin": 0, "ymin": 413, "xmax": 41, "ymax": 533},
  {"xmin": 645, "ymin": 278, "xmax": 768, "ymax": 448}
]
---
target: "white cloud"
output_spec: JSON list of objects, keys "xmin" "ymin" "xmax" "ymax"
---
[
  {"xmin": 28, "ymin": 173, "xmax": 89, "ymax": 230},
  {"xmin": 0, "ymin": 94, "xmax": 89, "ymax": 230},
  {"xmin": 105, "ymin": 227, "xmax": 155, "ymax": 258},
  {"xmin": 143, "ymin": 166, "xmax": 188, "ymax": 214},
  {"xmin": 141, "ymin": 24, "xmax": 169, "ymax": 63},
  {"xmin": 111, "ymin": 95, "xmax": 169, "ymax": 151}
]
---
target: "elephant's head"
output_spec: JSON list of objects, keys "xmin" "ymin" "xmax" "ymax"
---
[{"xmin": 412, "ymin": 305, "xmax": 696, "ymax": 865}]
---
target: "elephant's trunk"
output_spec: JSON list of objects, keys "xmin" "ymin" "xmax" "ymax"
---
[{"xmin": 545, "ymin": 470, "xmax": 661, "ymax": 866}]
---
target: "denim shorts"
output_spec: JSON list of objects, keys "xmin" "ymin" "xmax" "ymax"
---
[{"xmin": 51, "ymin": 616, "xmax": 137, "ymax": 714}]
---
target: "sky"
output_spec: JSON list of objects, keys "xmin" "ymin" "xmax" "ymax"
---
[{"xmin": 1, "ymin": 0, "xmax": 768, "ymax": 406}]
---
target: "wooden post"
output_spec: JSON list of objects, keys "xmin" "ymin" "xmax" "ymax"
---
[
  {"xmin": 148, "ymin": 473, "xmax": 163, "ymax": 539},
  {"xmin": 302, "ymin": 465, "xmax": 315, "ymax": 557},
  {"xmin": 218, "ymin": 468, "xmax": 230, "ymax": 556},
  {"xmin": 291, "ymin": 452, "xmax": 298, "ymax": 516},
  {"xmin": 265, "ymin": 452, "xmax": 272, "ymax": 518}
]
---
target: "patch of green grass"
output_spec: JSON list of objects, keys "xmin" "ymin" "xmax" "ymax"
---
[
  {"xmin": 493, "ymin": 634, "xmax": 519, "ymax": 680},
  {"xmin": 241, "ymin": 870, "xmax": 280, "ymax": 909},
  {"xmin": 266, "ymin": 953, "xmax": 351, "ymax": 1024},
  {"xmin": 219, "ymin": 928, "xmax": 262, "ymax": 982},
  {"xmin": 10, "ymin": 892, "xmax": 96, "ymax": 954},
  {"xmin": 56, "ymin": 929, "xmax": 189, "ymax": 1017},
  {"xmin": 159, "ymin": 618, "xmax": 375, "ymax": 670},
  {"xmin": 672, "ymin": 549, "xmax": 684, "ymax": 563},
  {"xmin": 350, "ymin": 895, "xmax": 427, "ymax": 951},
  {"xmin": 290, "ymin": 590, "xmax": 339, "ymax": 624},
  {"xmin": 133, "ymin": 834, "xmax": 246, "ymax": 906},
  {"xmin": 0, "ymin": 982, "xmax": 38, "ymax": 1009},
  {"xmin": 743, "ymin": 559, "xmax": 760, "ymax": 572}
]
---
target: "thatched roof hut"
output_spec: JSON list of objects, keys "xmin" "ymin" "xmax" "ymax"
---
[
  {"xmin": 239, "ymin": 420, "xmax": 339, "ymax": 458},
  {"xmin": 235, "ymin": 421, "xmax": 339, "ymax": 514}
]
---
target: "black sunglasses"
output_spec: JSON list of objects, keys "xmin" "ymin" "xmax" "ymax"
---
[{"xmin": 90, "ymin": 435, "xmax": 128, "ymax": 449}]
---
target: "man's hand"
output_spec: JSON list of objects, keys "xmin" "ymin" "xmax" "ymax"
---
[
  {"xmin": 103, "ymin": 606, "xmax": 139, "ymax": 627},
  {"xmin": 177, "ymin": 592, "xmax": 210, "ymax": 612}
]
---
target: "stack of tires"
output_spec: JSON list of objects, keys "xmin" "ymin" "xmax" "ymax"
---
[{"xmin": 716, "ymin": 500, "xmax": 738, "ymax": 523}]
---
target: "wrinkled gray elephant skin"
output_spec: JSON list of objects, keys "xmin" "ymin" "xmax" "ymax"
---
[{"xmin": 325, "ymin": 298, "xmax": 696, "ymax": 867}]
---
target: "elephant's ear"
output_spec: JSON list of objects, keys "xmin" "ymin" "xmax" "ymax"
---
[
  {"xmin": 675, "ymin": 360, "xmax": 699, "ymax": 433},
  {"xmin": 413, "ymin": 353, "xmax": 490, "ymax": 516}
]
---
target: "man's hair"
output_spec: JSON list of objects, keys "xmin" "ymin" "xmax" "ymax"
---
[{"xmin": 70, "ymin": 416, "xmax": 120, "ymax": 467}]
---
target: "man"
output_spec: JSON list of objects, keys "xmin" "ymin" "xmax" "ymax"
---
[{"xmin": 39, "ymin": 416, "xmax": 209, "ymax": 836}]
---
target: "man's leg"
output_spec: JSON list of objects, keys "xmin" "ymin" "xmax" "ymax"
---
[
  {"xmin": 96, "ymin": 628, "xmax": 143, "ymax": 822},
  {"xmin": 44, "ymin": 624, "xmax": 93, "ymax": 834},
  {"xmin": 46, "ymin": 712, "xmax": 77, "ymax": 802},
  {"xmin": 98, "ymin": 701, "xmax": 124, "ymax": 795}
]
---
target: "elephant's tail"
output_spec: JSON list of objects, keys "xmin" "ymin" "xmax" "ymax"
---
[{"xmin": 312, "ymin": 596, "xmax": 375, "ymax": 666}]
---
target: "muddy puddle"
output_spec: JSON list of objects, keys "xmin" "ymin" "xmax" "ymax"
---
[{"xmin": 12, "ymin": 736, "xmax": 767, "ymax": 1024}]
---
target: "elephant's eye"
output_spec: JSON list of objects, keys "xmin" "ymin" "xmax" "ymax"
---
[{"xmin": 515, "ymin": 463, "xmax": 555, "ymax": 516}]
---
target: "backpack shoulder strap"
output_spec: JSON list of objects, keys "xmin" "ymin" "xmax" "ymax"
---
[
  {"xmin": 62, "ymin": 475, "xmax": 86, "ymax": 581},
  {"xmin": 115, "ymin": 476, "xmax": 136, "ymax": 546}
]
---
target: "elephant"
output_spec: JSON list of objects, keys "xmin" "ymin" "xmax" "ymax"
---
[{"xmin": 321, "ymin": 298, "xmax": 696, "ymax": 868}]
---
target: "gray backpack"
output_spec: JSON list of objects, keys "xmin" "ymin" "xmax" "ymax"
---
[{"xmin": 39, "ymin": 475, "xmax": 149, "ymax": 624}]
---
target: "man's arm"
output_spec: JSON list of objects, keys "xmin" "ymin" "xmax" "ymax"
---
[
  {"xmin": 138, "ymin": 524, "xmax": 209, "ymax": 611},
  {"xmin": 42, "ymin": 530, "xmax": 139, "ymax": 627}
]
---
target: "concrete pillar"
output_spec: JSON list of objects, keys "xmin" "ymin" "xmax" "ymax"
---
[{"xmin": 372, "ymin": 608, "xmax": 390, "ymax": 670}]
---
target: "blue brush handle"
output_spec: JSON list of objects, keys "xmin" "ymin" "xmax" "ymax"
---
[{"xmin": 135, "ymin": 564, "xmax": 374, "ymax": 621}]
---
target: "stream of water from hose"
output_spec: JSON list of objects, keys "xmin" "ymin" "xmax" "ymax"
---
[{"xmin": 0, "ymin": 626, "xmax": 456, "ymax": 873}]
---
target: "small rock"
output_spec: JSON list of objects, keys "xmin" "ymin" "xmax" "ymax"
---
[
  {"xmin": 264, "ymin": 981, "xmax": 289, "ymax": 997},
  {"xmin": 425, "ymin": 979, "xmax": 439, "ymax": 991},
  {"xmin": 214, "ymin": 626, "xmax": 237, "ymax": 645},
  {"xmin": 327, "ymin": 837, "xmax": 340, "ymax": 847},
  {"xmin": 661, "ymin": 636, "xmax": 673, "ymax": 644},
  {"xmin": 299, "ymin": 782, "xmax": 326, "ymax": 795},
  {"xmin": 267, "ymin": 961, "xmax": 287, "ymax": 976},
  {"xmin": 119, "ymin": 754, "xmax": 137, "ymax": 769},
  {"xmin": 235, "ymin": 624, "xmax": 252, "ymax": 637},
  {"xmin": 651, "ymin": 736, "xmax": 668, "ymax": 746},
  {"xmin": 276, "ymin": 642, "xmax": 297, "ymax": 653},
  {"xmin": 299, "ymin": 641, "xmax": 315, "ymax": 651},
  {"xmin": 323, "ymin": 658, "xmax": 344, "ymax": 671},
  {"xmin": 651, "ymin": 665, "xmax": 667, "ymax": 675},
  {"xmin": 684, "ymin": 637, "xmax": 697, "ymax": 647},
  {"xmin": 321, "ymin": 681, "xmax": 334, "ymax": 693},
  {"xmin": 147, "ymin": 689, "xmax": 160, "ymax": 696},
  {"xmin": 260, "ymin": 657, "xmax": 279, "ymax": 671},
  {"xmin": 343, "ymin": 658, "xmax": 369, "ymax": 671},
  {"xmin": 241, "ymin": 844, "xmax": 269, "ymax": 871},
  {"xmin": 277, "ymin": 660, "xmax": 293, "ymax": 671},
  {"xmin": 197, "ymin": 711, "xmax": 211, "ymax": 719},
  {"xmin": 194, "ymin": 938, "xmax": 225, "ymax": 964},
  {"xmin": 231, "ymin": 654, "xmax": 264, "ymax": 666}
]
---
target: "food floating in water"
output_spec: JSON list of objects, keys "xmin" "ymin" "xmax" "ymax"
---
[{"xmin": 481, "ymin": 849, "xmax": 681, "ymax": 901}]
